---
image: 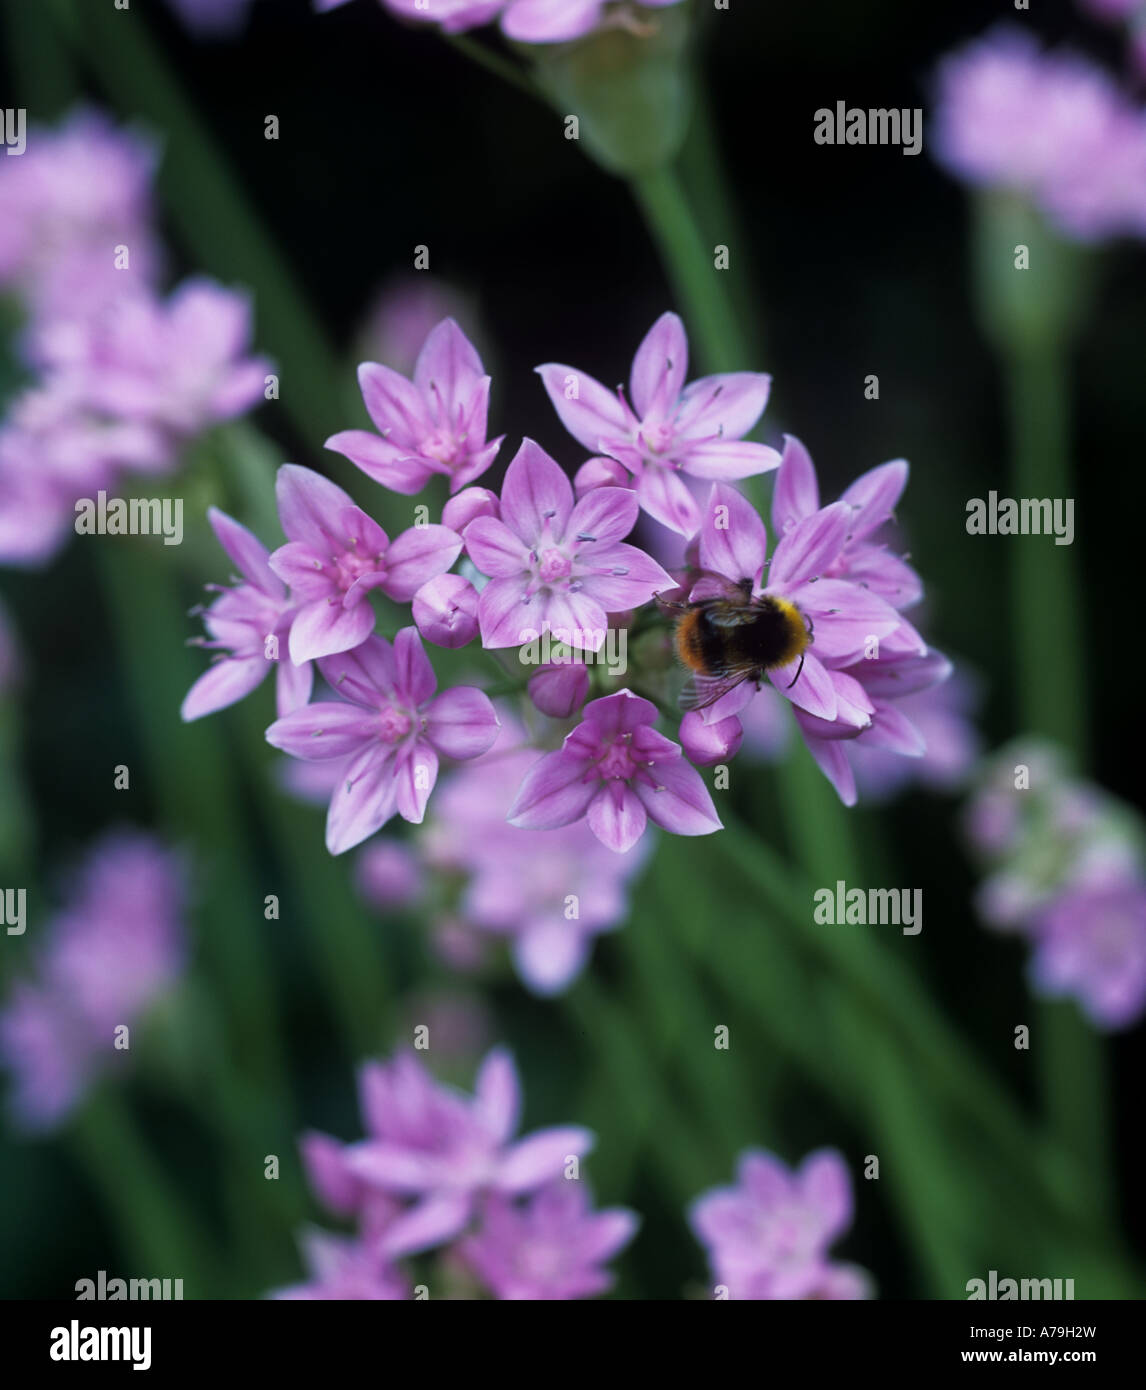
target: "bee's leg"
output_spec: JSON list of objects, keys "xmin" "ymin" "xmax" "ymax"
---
[
  {"xmin": 654, "ymin": 592, "xmax": 692, "ymax": 616},
  {"xmin": 786, "ymin": 651, "xmax": 806, "ymax": 689}
]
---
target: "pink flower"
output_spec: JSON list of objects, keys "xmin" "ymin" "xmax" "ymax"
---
[
  {"xmin": 265, "ymin": 629, "xmax": 499, "ymax": 854},
  {"xmin": 527, "ymin": 662, "xmax": 591, "ymax": 719},
  {"xmin": 183, "ymin": 507, "xmax": 313, "ymax": 722},
  {"xmin": 424, "ymin": 727, "xmax": 650, "ymax": 993},
  {"xmin": 501, "ymin": 0, "xmax": 684, "ymax": 44},
  {"xmin": 36, "ymin": 278, "xmax": 272, "ymax": 439},
  {"xmin": 693, "ymin": 482, "xmax": 911, "ymax": 729},
  {"xmin": 465, "ymin": 439, "xmax": 673, "ymax": 651},
  {"xmin": 344, "ymin": 1048, "xmax": 595, "ymax": 1254},
  {"xmin": 268, "ymin": 464, "xmax": 461, "ymax": 663},
  {"xmin": 380, "ymin": 0, "xmax": 505, "ymax": 32},
  {"xmin": 772, "ymin": 435, "xmax": 921, "ymax": 610},
  {"xmin": 508, "ymin": 689, "xmax": 721, "ymax": 853},
  {"xmin": 1028, "ymin": 866, "xmax": 1146, "ymax": 1030},
  {"xmin": 0, "ymin": 107, "xmax": 160, "ymax": 324},
  {"xmin": 355, "ymin": 840, "xmax": 425, "ymax": 911},
  {"xmin": 273, "ymin": 1227, "xmax": 408, "ymax": 1300},
  {"xmin": 538, "ymin": 312, "xmax": 780, "ymax": 536},
  {"xmin": 0, "ymin": 376, "xmax": 165, "ymax": 568},
  {"xmin": 412, "ymin": 573, "xmax": 480, "ymax": 649},
  {"xmin": 689, "ymin": 1148, "xmax": 871, "ymax": 1300},
  {"xmin": 359, "ymin": 274, "xmax": 478, "ymax": 379},
  {"xmin": 933, "ymin": 28, "xmax": 1146, "ymax": 242},
  {"xmin": 793, "ymin": 648, "xmax": 954, "ymax": 809},
  {"xmin": 460, "ymin": 1181, "xmax": 638, "ymax": 1299},
  {"xmin": 0, "ymin": 832, "xmax": 186, "ymax": 1132},
  {"xmin": 327, "ymin": 318, "xmax": 503, "ymax": 495}
]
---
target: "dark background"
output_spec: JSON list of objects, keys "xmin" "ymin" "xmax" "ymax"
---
[{"xmin": 1, "ymin": 0, "xmax": 1143, "ymax": 1299}]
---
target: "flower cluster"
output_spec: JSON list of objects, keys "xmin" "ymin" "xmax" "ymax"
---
[
  {"xmin": 933, "ymin": 27, "xmax": 1146, "ymax": 242},
  {"xmin": 964, "ymin": 742, "xmax": 1146, "ymax": 1030},
  {"xmin": 0, "ymin": 832, "xmax": 187, "ymax": 1131},
  {"xmin": 0, "ymin": 110, "xmax": 270, "ymax": 568},
  {"xmin": 188, "ymin": 308, "xmax": 948, "ymax": 887},
  {"xmin": 276, "ymin": 1047, "xmax": 637, "ymax": 1298},
  {"xmin": 689, "ymin": 1147, "xmax": 872, "ymax": 1300}
]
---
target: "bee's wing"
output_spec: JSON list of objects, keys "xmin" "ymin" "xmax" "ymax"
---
[{"xmin": 678, "ymin": 665, "xmax": 757, "ymax": 713}]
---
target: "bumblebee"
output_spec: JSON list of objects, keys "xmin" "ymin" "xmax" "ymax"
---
[{"xmin": 667, "ymin": 577, "xmax": 812, "ymax": 711}]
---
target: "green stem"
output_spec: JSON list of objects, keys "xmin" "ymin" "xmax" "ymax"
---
[
  {"xmin": 630, "ymin": 165, "xmax": 744, "ymax": 376},
  {"xmin": 95, "ymin": 543, "xmax": 295, "ymax": 1142},
  {"xmin": 979, "ymin": 196, "xmax": 1110, "ymax": 1227},
  {"xmin": 71, "ymin": 1089, "xmax": 218, "ymax": 1297}
]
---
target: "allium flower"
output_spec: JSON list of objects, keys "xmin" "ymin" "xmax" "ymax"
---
[
  {"xmin": 465, "ymin": 439, "xmax": 673, "ymax": 650},
  {"xmin": 772, "ymin": 434, "xmax": 921, "ymax": 611},
  {"xmin": 425, "ymin": 728, "xmax": 651, "ymax": 991},
  {"xmin": 267, "ymin": 464, "xmax": 461, "ymax": 662},
  {"xmin": 964, "ymin": 744, "xmax": 1146, "ymax": 1030},
  {"xmin": 460, "ymin": 1181, "xmax": 638, "ymax": 1299},
  {"xmin": 694, "ymin": 482, "xmax": 911, "ymax": 727},
  {"xmin": 847, "ymin": 669, "xmax": 982, "ymax": 802},
  {"xmin": 360, "ymin": 274, "xmax": 478, "ymax": 379},
  {"xmin": 412, "ymin": 572, "xmax": 480, "ymax": 649},
  {"xmin": 379, "ymin": 0, "xmax": 505, "ymax": 32},
  {"xmin": 355, "ymin": 840, "xmax": 425, "ymax": 911},
  {"xmin": 182, "ymin": 507, "xmax": 312, "ymax": 722},
  {"xmin": 539, "ymin": 312, "xmax": 779, "ymax": 536},
  {"xmin": 327, "ymin": 318, "xmax": 503, "ymax": 495},
  {"xmin": 689, "ymin": 1148, "xmax": 871, "ymax": 1301},
  {"xmin": 0, "ymin": 108, "xmax": 160, "ymax": 323},
  {"xmin": 794, "ymin": 648, "xmax": 954, "ymax": 809},
  {"xmin": 508, "ymin": 689, "xmax": 721, "ymax": 853},
  {"xmin": 377, "ymin": 0, "xmax": 684, "ymax": 43},
  {"xmin": 266, "ymin": 629, "xmax": 499, "ymax": 854},
  {"xmin": 933, "ymin": 28, "xmax": 1146, "ymax": 241},
  {"xmin": 527, "ymin": 662, "xmax": 591, "ymax": 719},
  {"xmin": 0, "ymin": 832, "xmax": 185, "ymax": 1132},
  {"xmin": 273, "ymin": 1227, "xmax": 408, "ymax": 1300},
  {"xmin": 344, "ymin": 1048, "xmax": 594, "ymax": 1253},
  {"xmin": 501, "ymin": 0, "xmax": 685, "ymax": 43},
  {"xmin": 1028, "ymin": 865, "xmax": 1146, "ymax": 1029},
  {"xmin": 0, "ymin": 376, "xmax": 165, "ymax": 568},
  {"xmin": 35, "ymin": 278, "xmax": 271, "ymax": 440}
]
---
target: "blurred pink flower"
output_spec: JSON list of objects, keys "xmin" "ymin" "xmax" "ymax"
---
[
  {"xmin": 460, "ymin": 1181, "xmax": 637, "ymax": 1299},
  {"xmin": 0, "ymin": 832, "xmax": 186, "ymax": 1131},
  {"xmin": 933, "ymin": 27, "xmax": 1146, "ymax": 241},
  {"xmin": 689, "ymin": 1148, "xmax": 871, "ymax": 1300},
  {"xmin": 0, "ymin": 108, "xmax": 160, "ymax": 325}
]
